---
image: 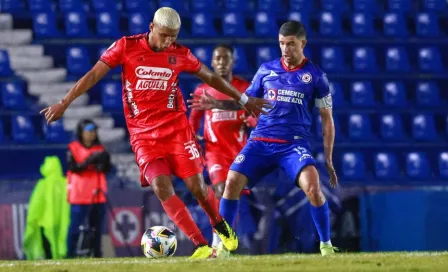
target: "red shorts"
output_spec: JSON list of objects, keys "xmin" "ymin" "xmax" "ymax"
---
[
  {"xmin": 132, "ymin": 129, "xmax": 204, "ymax": 187},
  {"xmin": 205, "ymin": 153, "xmax": 234, "ymax": 185}
]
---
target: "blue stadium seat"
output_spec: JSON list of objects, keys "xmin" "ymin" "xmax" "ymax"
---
[
  {"xmin": 254, "ymin": 12, "xmax": 278, "ymax": 38},
  {"xmin": 341, "ymin": 152, "xmax": 366, "ymax": 180},
  {"xmin": 353, "ymin": 0, "xmax": 376, "ymax": 12},
  {"xmin": 65, "ymin": 11, "xmax": 92, "ymax": 38},
  {"xmin": 258, "ymin": 0, "xmax": 285, "ymax": 13},
  {"xmin": 32, "ymin": 11, "xmax": 60, "ymax": 38},
  {"xmin": 91, "ymin": 0, "xmax": 118, "ymax": 12},
  {"xmin": 192, "ymin": 13, "xmax": 217, "ymax": 38},
  {"xmin": 320, "ymin": 47, "xmax": 345, "ymax": 72},
  {"xmin": 233, "ymin": 46, "xmax": 249, "ymax": 73},
  {"xmin": 386, "ymin": 47, "xmax": 411, "ymax": 72},
  {"xmin": 222, "ymin": 12, "xmax": 247, "ymax": 38},
  {"xmin": 158, "ymin": 0, "xmax": 188, "ymax": 14},
  {"xmin": 1, "ymin": 0, "xmax": 26, "ymax": 13},
  {"xmin": 192, "ymin": 0, "xmax": 216, "ymax": 11},
  {"xmin": 375, "ymin": 152, "xmax": 399, "ymax": 179},
  {"xmin": 439, "ymin": 152, "xmax": 448, "ymax": 179},
  {"xmin": 348, "ymin": 113, "xmax": 372, "ymax": 141},
  {"xmin": 256, "ymin": 46, "xmax": 279, "ymax": 67},
  {"xmin": 419, "ymin": 47, "xmax": 443, "ymax": 73},
  {"xmin": 423, "ymin": 0, "xmax": 447, "ymax": 11},
  {"xmin": 416, "ymin": 81, "xmax": 440, "ymax": 107},
  {"xmin": 319, "ymin": 12, "xmax": 342, "ymax": 37},
  {"xmin": 191, "ymin": 46, "xmax": 213, "ymax": 66},
  {"xmin": 12, "ymin": 115, "xmax": 37, "ymax": 144},
  {"xmin": 125, "ymin": 0, "xmax": 155, "ymax": 12},
  {"xmin": 59, "ymin": 0, "xmax": 84, "ymax": 12},
  {"xmin": 96, "ymin": 11, "xmax": 120, "ymax": 38},
  {"xmin": 101, "ymin": 81, "xmax": 122, "ymax": 110},
  {"xmin": 388, "ymin": 0, "xmax": 411, "ymax": 12},
  {"xmin": 383, "ymin": 13, "xmax": 408, "ymax": 38},
  {"xmin": 288, "ymin": 11, "xmax": 310, "ymax": 30},
  {"xmin": 225, "ymin": 0, "xmax": 249, "ymax": 11},
  {"xmin": 353, "ymin": 47, "xmax": 377, "ymax": 73},
  {"xmin": 67, "ymin": 46, "xmax": 91, "ymax": 76},
  {"xmin": 321, "ymin": 0, "xmax": 345, "ymax": 13},
  {"xmin": 383, "ymin": 81, "xmax": 407, "ymax": 107},
  {"xmin": 28, "ymin": 0, "xmax": 53, "ymax": 11},
  {"xmin": 406, "ymin": 152, "xmax": 430, "ymax": 179},
  {"xmin": 129, "ymin": 12, "xmax": 149, "ymax": 35},
  {"xmin": 289, "ymin": 0, "xmax": 312, "ymax": 12},
  {"xmin": 412, "ymin": 114, "xmax": 437, "ymax": 141},
  {"xmin": 0, "ymin": 50, "xmax": 14, "ymax": 77},
  {"xmin": 1, "ymin": 82, "xmax": 26, "ymax": 110},
  {"xmin": 329, "ymin": 82, "xmax": 346, "ymax": 107},
  {"xmin": 380, "ymin": 114, "xmax": 405, "ymax": 141},
  {"xmin": 416, "ymin": 13, "xmax": 440, "ymax": 37},
  {"xmin": 351, "ymin": 81, "xmax": 375, "ymax": 106},
  {"xmin": 352, "ymin": 13, "xmax": 374, "ymax": 37},
  {"xmin": 44, "ymin": 119, "xmax": 68, "ymax": 143}
]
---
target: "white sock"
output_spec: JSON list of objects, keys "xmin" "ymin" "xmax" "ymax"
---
[
  {"xmin": 212, "ymin": 232, "xmax": 221, "ymax": 247},
  {"xmin": 321, "ymin": 240, "xmax": 332, "ymax": 246}
]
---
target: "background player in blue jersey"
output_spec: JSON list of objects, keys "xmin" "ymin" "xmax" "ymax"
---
[{"xmin": 189, "ymin": 21, "xmax": 338, "ymax": 256}]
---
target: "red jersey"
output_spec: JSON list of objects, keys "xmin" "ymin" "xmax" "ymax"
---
[
  {"xmin": 189, "ymin": 76, "xmax": 250, "ymax": 160},
  {"xmin": 100, "ymin": 33, "xmax": 201, "ymax": 142}
]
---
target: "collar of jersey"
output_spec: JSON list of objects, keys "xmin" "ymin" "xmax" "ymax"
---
[{"xmin": 280, "ymin": 57, "xmax": 308, "ymax": 72}]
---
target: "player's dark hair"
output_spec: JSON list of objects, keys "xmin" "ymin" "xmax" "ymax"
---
[
  {"xmin": 214, "ymin": 44, "xmax": 234, "ymax": 55},
  {"xmin": 279, "ymin": 20, "xmax": 307, "ymax": 38}
]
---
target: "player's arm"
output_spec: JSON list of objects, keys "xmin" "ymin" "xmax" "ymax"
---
[
  {"xmin": 188, "ymin": 88, "xmax": 206, "ymax": 135},
  {"xmin": 319, "ymin": 107, "xmax": 335, "ymax": 166}
]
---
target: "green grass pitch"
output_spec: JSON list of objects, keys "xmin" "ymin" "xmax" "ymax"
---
[{"xmin": 1, "ymin": 252, "xmax": 448, "ymax": 272}]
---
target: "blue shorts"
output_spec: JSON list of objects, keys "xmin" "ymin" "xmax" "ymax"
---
[{"xmin": 230, "ymin": 140, "xmax": 316, "ymax": 188}]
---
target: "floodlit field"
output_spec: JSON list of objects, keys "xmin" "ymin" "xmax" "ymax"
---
[{"xmin": 1, "ymin": 252, "xmax": 448, "ymax": 272}]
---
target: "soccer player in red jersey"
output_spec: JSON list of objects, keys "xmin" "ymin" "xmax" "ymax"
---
[
  {"xmin": 40, "ymin": 7, "xmax": 270, "ymax": 259},
  {"xmin": 188, "ymin": 44, "xmax": 256, "ymax": 247}
]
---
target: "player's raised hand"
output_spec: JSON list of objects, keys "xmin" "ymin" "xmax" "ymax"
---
[
  {"xmin": 40, "ymin": 101, "xmax": 68, "ymax": 124},
  {"xmin": 188, "ymin": 90, "xmax": 218, "ymax": 110},
  {"xmin": 326, "ymin": 162, "xmax": 338, "ymax": 188}
]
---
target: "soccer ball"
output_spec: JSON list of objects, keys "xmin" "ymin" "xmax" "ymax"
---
[{"xmin": 141, "ymin": 226, "xmax": 177, "ymax": 258}]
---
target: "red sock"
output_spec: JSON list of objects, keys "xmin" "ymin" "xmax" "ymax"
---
[
  {"xmin": 161, "ymin": 195, "xmax": 208, "ymax": 246},
  {"xmin": 197, "ymin": 186, "xmax": 223, "ymax": 226}
]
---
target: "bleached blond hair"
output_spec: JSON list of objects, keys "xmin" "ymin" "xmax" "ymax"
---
[{"xmin": 153, "ymin": 7, "xmax": 181, "ymax": 29}]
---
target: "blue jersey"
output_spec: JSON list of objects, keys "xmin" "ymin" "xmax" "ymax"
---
[{"xmin": 246, "ymin": 58, "xmax": 331, "ymax": 142}]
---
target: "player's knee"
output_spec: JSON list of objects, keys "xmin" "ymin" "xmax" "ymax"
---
[
  {"xmin": 184, "ymin": 174, "xmax": 208, "ymax": 200},
  {"xmin": 151, "ymin": 176, "xmax": 175, "ymax": 202},
  {"xmin": 212, "ymin": 183, "xmax": 225, "ymax": 199},
  {"xmin": 223, "ymin": 171, "xmax": 247, "ymax": 199},
  {"xmin": 302, "ymin": 180, "xmax": 325, "ymax": 205}
]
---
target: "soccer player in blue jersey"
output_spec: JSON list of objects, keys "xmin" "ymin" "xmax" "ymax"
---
[{"xmin": 189, "ymin": 21, "xmax": 338, "ymax": 256}]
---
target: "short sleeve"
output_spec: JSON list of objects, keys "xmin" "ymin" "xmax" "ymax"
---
[
  {"xmin": 245, "ymin": 66, "xmax": 266, "ymax": 98},
  {"xmin": 314, "ymin": 72, "xmax": 332, "ymax": 108},
  {"xmin": 182, "ymin": 49, "xmax": 202, "ymax": 73},
  {"xmin": 100, "ymin": 38, "xmax": 126, "ymax": 69}
]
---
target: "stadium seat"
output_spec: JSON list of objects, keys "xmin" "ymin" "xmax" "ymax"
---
[
  {"xmin": 65, "ymin": 11, "xmax": 92, "ymax": 38},
  {"xmin": 383, "ymin": 81, "xmax": 407, "ymax": 107},
  {"xmin": 289, "ymin": 0, "xmax": 312, "ymax": 12},
  {"xmin": 348, "ymin": 113, "xmax": 372, "ymax": 141},
  {"xmin": 412, "ymin": 114, "xmax": 437, "ymax": 141},
  {"xmin": 32, "ymin": 11, "xmax": 60, "ymax": 38},
  {"xmin": 254, "ymin": 12, "xmax": 278, "ymax": 38},
  {"xmin": 351, "ymin": 81, "xmax": 375, "ymax": 106},
  {"xmin": 96, "ymin": 11, "xmax": 120, "ymax": 38},
  {"xmin": 320, "ymin": 47, "xmax": 345, "ymax": 72},
  {"xmin": 353, "ymin": 47, "xmax": 377, "ymax": 73},
  {"xmin": 416, "ymin": 81, "xmax": 440, "ymax": 107},
  {"xmin": 1, "ymin": 82, "xmax": 26, "ymax": 110},
  {"xmin": 329, "ymin": 82, "xmax": 346, "ymax": 107},
  {"xmin": 439, "ymin": 152, "xmax": 448, "ymax": 179},
  {"xmin": 28, "ymin": 0, "xmax": 53, "ymax": 11},
  {"xmin": 383, "ymin": 13, "xmax": 408, "ymax": 38},
  {"xmin": 222, "ymin": 12, "xmax": 247, "ymax": 38},
  {"xmin": 375, "ymin": 153, "xmax": 399, "ymax": 179},
  {"xmin": 319, "ymin": 12, "xmax": 342, "ymax": 37},
  {"xmin": 353, "ymin": 0, "xmax": 376, "ymax": 12},
  {"xmin": 158, "ymin": 0, "xmax": 188, "ymax": 14},
  {"xmin": 44, "ymin": 119, "xmax": 68, "ymax": 143},
  {"xmin": 91, "ymin": 0, "xmax": 118, "ymax": 12},
  {"xmin": 125, "ymin": 0, "xmax": 155, "ymax": 12},
  {"xmin": 258, "ymin": 0, "xmax": 285, "ymax": 13},
  {"xmin": 423, "ymin": 0, "xmax": 447, "ymax": 11},
  {"xmin": 380, "ymin": 114, "xmax": 405, "ymax": 141},
  {"xmin": 101, "ymin": 81, "xmax": 122, "ymax": 110},
  {"xmin": 0, "ymin": 50, "xmax": 14, "ymax": 77},
  {"xmin": 321, "ymin": 0, "xmax": 345, "ymax": 13},
  {"xmin": 233, "ymin": 46, "xmax": 249, "ymax": 73},
  {"xmin": 352, "ymin": 13, "xmax": 374, "ymax": 37},
  {"xmin": 225, "ymin": 0, "xmax": 249, "ymax": 11},
  {"xmin": 191, "ymin": 13, "xmax": 217, "ymax": 38},
  {"xmin": 129, "ymin": 12, "xmax": 149, "ymax": 35},
  {"xmin": 67, "ymin": 46, "xmax": 91, "ymax": 76},
  {"xmin": 418, "ymin": 47, "xmax": 443, "ymax": 73},
  {"xmin": 406, "ymin": 152, "xmax": 430, "ymax": 179},
  {"xmin": 288, "ymin": 11, "xmax": 310, "ymax": 30},
  {"xmin": 385, "ymin": 47, "xmax": 411, "ymax": 72},
  {"xmin": 191, "ymin": 46, "xmax": 213, "ymax": 66},
  {"xmin": 11, "ymin": 115, "xmax": 37, "ymax": 144},
  {"xmin": 59, "ymin": 0, "xmax": 84, "ymax": 12},
  {"xmin": 416, "ymin": 13, "xmax": 440, "ymax": 38},
  {"xmin": 256, "ymin": 46, "xmax": 279, "ymax": 67},
  {"xmin": 341, "ymin": 152, "xmax": 366, "ymax": 180},
  {"xmin": 388, "ymin": 0, "xmax": 411, "ymax": 12},
  {"xmin": 1, "ymin": 0, "xmax": 26, "ymax": 13},
  {"xmin": 192, "ymin": 0, "xmax": 216, "ymax": 11}
]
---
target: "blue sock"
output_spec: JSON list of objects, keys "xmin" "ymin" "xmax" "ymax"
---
[
  {"xmin": 310, "ymin": 201, "xmax": 331, "ymax": 243},
  {"xmin": 219, "ymin": 197, "xmax": 239, "ymax": 227}
]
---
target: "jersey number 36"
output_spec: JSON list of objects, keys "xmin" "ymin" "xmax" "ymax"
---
[{"xmin": 185, "ymin": 143, "xmax": 200, "ymax": 160}]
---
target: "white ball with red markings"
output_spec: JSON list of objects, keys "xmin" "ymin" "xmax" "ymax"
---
[{"xmin": 141, "ymin": 226, "xmax": 177, "ymax": 258}]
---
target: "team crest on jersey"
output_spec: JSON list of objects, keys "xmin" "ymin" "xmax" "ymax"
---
[
  {"xmin": 234, "ymin": 154, "xmax": 245, "ymax": 164},
  {"xmin": 267, "ymin": 89, "xmax": 277, "ymax": 100},
  {"xmin": 300, "ymin": 73, "xmax": 312, "ymax": 84}
]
